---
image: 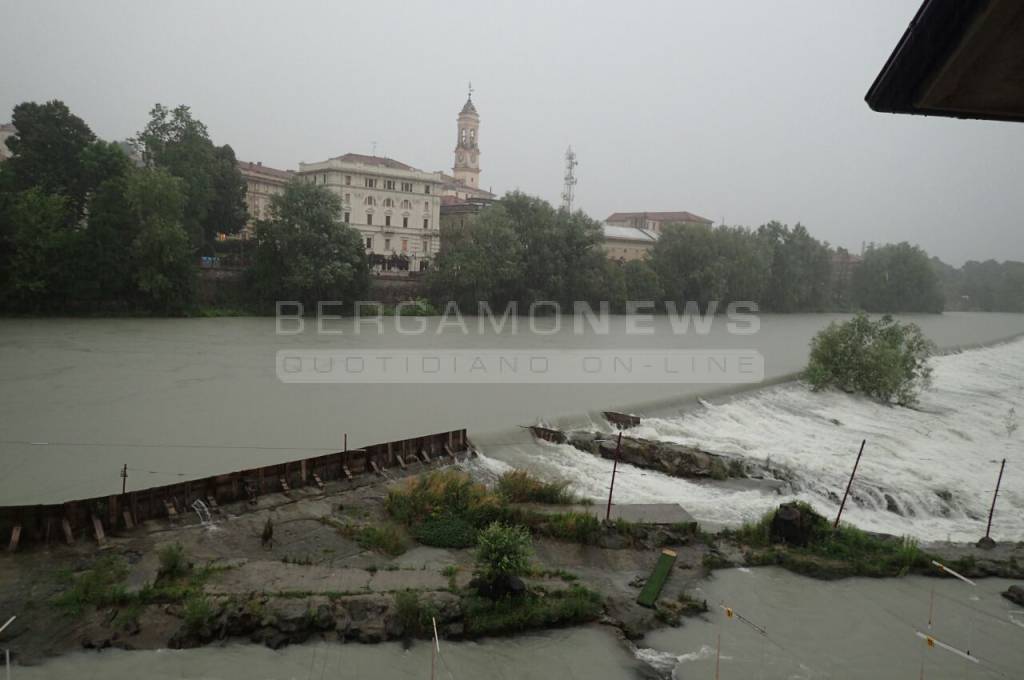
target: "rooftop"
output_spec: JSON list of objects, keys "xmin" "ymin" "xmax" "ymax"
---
[
  {"xmin": 237, "ymin": 160, "xmax": 294, "ymax": 180},
  {"xmin": 606, "ymin": 211, "xmax": 713, "ymax": 225},
  {"xmin": 602, "ymin": 224, "xmax": 658, "ymax": 242},
  {"xmin": 330, "ymin": 153, "xmax": 415, "ymax": 171},
  {"xmin": 459, "ymin": 97, "xmax": 478, "ymax": 116}
]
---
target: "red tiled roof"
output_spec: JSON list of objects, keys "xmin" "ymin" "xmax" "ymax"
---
[
  {"xmin": 606, "ymin": 211, "xmax": 713, "ymax": 225},
  {"xmin": 237, "ymin": 160, "xmax": 294, "ymax": 180},
  {"xmin": 331, "ymin": 153, "xmax": 415, "ymax": 171}
]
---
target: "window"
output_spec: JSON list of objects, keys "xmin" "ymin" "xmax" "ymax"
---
[
  {"xmin": 401, "ymin": 239, "xmax": 408, "ymax": 253},
  {"xmin": 364, "ymin": 196, "xmax": 376, "ymax": 206},
  {"xmin": 422, "ymin": 239, "xmax": 429, "ymax": 253},
  {"xmin": 424, "ymin": 184, "xmax": 431, "ymax": 194},
  {"xmin": 322, "ymin": 174, "xmax": 327, "ymax": 184},
  {"xmin": 344, "ymin": 211, "xmax": 350, "ymax": 223},
  {"xmin": 345, "ymin": 175, "xmax": 352, "ymax": 186},
  {"xmin": 423, "ymin": 218, "xmax": 429, "ymax": 229},
  {"xmin": 385, "ymin": 215, "xmax": 391, "ymax": 227},
  {"xmin": 401, "ymin": 199, "xmax": 412, "ymax": 209},
  {"xmin": 382, "ymin": 198, "xmax": 394, "ymax": 208},
  {"xmin": 366, "ymin": 213, "xmax": 373, "ymax": 225},
  {"xmin": 424, "ymin": 201, "xmax": 429, "ymax": 211},
  {"xmin": 365, "ymin": 237, "xmax": 372, "ymax": 249},
  {"xmin": 402, "ymin": 216, "xmax": 408, "ymax": 228},
  {"xmin": 384, "ymin": 238, "xmax": 391, "ymax": 250},
  {"xmin": 364, "ymin": 178, "xmax": 376, "ymax": 188},
  {"xmin": 344, "ymin": 193, "xmax": 350, "ymax": 204},
  {"xmin": 384, "ymin": 179, "xmax": 395, "ymax": 190},
  {"xmin": 401, "ymin": 182, "xmax": 412, "ymax": 192}
]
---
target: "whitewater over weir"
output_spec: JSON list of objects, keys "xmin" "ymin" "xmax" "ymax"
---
[{"xmin": 477, "ymin": 338, "xmax": 1024, "ymax": 543}]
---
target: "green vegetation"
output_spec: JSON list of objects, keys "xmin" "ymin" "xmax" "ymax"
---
[
  {"xmin": 327, "ymin": 520, "xmax": 406, "ymax": 556},
  {"xmin": 393, "ymin": 589, "xmax": 440, "ymax": 637},
  {"xmin": 724, "ymin": 503, "xmax": 931, "ymax": 578},
  {"xmin": 412, "ymin": 517, "xmax": 479, "ymax": 548},
  {"xmin": 495, "ymin": 470, "xmax": 582, "ymax": 505},
  {"xmin": 805, "ymin": 313, "xmax": 935, "ymax": 406},
  {"xmin": 475, "ymin": 522, "xmax": 532, "ymax": 583},
  {"xmin": 934, "ymin": 257, "xmax": 1024, "ymax": 312},
  {"xmin": 182, "ymin": 593, "xmax": 217, "ymax": 634},
  {"xmin": 54, "ymin": 555, "xmax": 131, "ymax": 615},
  {"xmin": 461, "ymin": 585, "xmax": 603, "ymax": 638},
  {"xmin": 158, "ymin": 543, "xmax": 188, "ymax": 579},
  {"xmin": 853, "ymin": 242, "xmax": 944, "ymax": 313},
  {"xmin": 251, "ymin": 180, "xmax": 369, "ymax": 313}
]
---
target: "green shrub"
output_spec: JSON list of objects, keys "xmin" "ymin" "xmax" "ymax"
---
[
  {"xmin": 394, "ymin": 589, "xmax": 439, "ymax": 637},
  {"xmin": 462, "ymin": 585, "xmax": 602, "ymax": 637},
  {"xmin": 385, "ymin": 471, "xmax": 504, "ymax": 528},
  {"xmin": 537, "ymin": 511, "xmax": 602, "ymax": 544},
  {"xmin": 475, "ymin": 522, "xmax": 532, "ymax": 582},
  {"xmin": 355, "ymin": 525, "xmax": 406, "ymax": 556},
  {"xmin": 412, "ymin": 517, "xmax": 478, "ymax": 548},
  {"xmin": 805, "ymin": 312, "xmax": 935, "ymax": 406},
  {"xmin": 158, "ymin": 543, "xmax": 188, "ymax": 579},
  {"xmin": 182, "ymin": 593, "xmax": 216, "ymax": 634},
  {"xmin": 495, "ymin": 470, "xmax": 581, "ymax": 505}
]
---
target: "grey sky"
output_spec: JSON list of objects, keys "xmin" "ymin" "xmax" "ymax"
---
[{"xmin": 2, "ymin": 0, "xmax": 1022, "ymax": 265}]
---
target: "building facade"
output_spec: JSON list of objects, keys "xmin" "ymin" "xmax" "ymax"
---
[
  {"xmin": 601, "ymin": 224, "xmax": 657, "ymax": 261},
  {"xmin": 297, "ymin": 153, "xmax": 443, "ymax": 271},
  {"xmin": 605, "ymin": 211, "xmax": 713, "ymax": 235},
  {"xmin": 238, "ymin": 160, "xmax": 294, "ymax": 237},
  {"xmin": 0, "ymin": 123, "xmax": 15, "ymax": 161}
]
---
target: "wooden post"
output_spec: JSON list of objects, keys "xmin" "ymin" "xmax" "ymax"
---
[
  {"xmin": 121, "ymin": 463, "xmax": 127, "ymax": 495},
  {"xmin": 606, "ymin": 430, "xmax": 623, "ymax": 522},
  {"xmin": 984, "ymin": 458, "xmax": 1007, "ymax": 540},
  {"xmin": 834, "ymin": 439, "xmax": 866, "ymax": 528}
]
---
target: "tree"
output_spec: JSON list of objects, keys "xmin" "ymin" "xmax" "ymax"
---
[
  {"xmin": 252, "ymin": 181, "xmax": 369, "ymax": 311},
  {"xmin": 757, "ymin": 221, "xmax": 832, "ymax": 312},
  {"xmin": 125, "ymin": 168, "xmax": 196, "ymax": 314},
  {"xmin": 805, "ymin": 312, "xmax": 935, "ymax": 406},
  {"xmin": 852, "ymin": 242, "xmax": 943, "ymax": 313},
  {"xmin": 134, "ymin": 104, "xmax": 247, "ymax": 248},
  {"xmin": 474, "ymin": 521, "xmax": 532, "ymax": 586},
  {"xmin": 0, "ymin": 189, "xmax": 78, "ymax": 311},
  {"xmin": 4, "ymin": 100, "xmax": 97, "ymax": 220}
]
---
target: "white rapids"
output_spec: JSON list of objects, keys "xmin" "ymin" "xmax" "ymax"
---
[{"xmin": 476, "ymin": 338, "xmax": 1024, "ymax": 542}]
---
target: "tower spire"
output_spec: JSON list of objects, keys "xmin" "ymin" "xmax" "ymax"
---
[{"xmin": 467, "ymin": 81, "xmax": 474, "ymax": 100}]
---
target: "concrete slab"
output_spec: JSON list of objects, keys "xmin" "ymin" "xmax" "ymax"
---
[{"xmin": 523, "ymin": 503, "xmax": 695, "ymax": 526}]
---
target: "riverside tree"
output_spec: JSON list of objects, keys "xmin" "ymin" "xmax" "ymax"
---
[
  {"xmin": 852, "ymin": 242, "xmax": 944, "ymax": 313},
  {"xmin": 251, "ymin": 181, "xmax": 369, "ymax": 312},
  {"xmin": 805, "ymin": 312, "xmax": 935, "ymax": 406}
]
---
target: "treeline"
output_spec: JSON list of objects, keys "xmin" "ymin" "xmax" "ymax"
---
[
  {"xmin": 0, "ymin": 100, "xmax": 247, "ymax": 314},
  {"xmin": 430, "ymin": 193, "xmax": 953, "ymax": 314},
  {"xmin": 932, "ymin": 258, "xmax": 1024, "ymax": 312}
]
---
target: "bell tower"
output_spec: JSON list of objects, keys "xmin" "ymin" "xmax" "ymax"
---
[{"xmin": 453, "ymin": 82, "xmax": 481, "ymax": 189}]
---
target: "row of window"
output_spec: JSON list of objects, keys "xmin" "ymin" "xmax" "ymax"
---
[
  {"xmin": 343, "ymin": 212, "xmax": 431, "ymax": 229},
  {"xmin": 350, "ymin": 175, "xmax": 430, "ymax": 194},
  {"xmin": 349, "ymin": 195, "xmax": 431, "ymax": 211},
  {"xmin": 364, "ymin": 236, "xmax": 432, "ymax": 254}
]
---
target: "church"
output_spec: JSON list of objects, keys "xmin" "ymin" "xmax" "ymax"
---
[{"xmin": 238, "ymin": 88, "xmax": 495, "ymax": 270}]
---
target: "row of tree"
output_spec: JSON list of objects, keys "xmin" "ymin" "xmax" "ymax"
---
[
  {"xmin": 0, "ymin": 100, "xmax": 252, "ymax": 313},
  {"xmin": 932, "ymin": 258, "xmax": 1024, "ymax": 312},
  {"xmin": 428, "ymin": 196, "xmax": 961, "ymax": 314}
]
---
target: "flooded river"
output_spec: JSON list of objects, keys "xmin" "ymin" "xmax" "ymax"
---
[{"xmin": 1, "ymin": 312, "xmax": 1023, "ymax": 505}]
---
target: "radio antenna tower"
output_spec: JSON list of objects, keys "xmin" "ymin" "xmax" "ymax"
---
[{"xmin": 561, "ymin": 146, "xmax": 578, "ymax": 212}]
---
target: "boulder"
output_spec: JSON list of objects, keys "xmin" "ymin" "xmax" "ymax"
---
[
  {"xmin": 1002, "ymin": 585, "xmax": 1024, "ymax": 607},
  {"xmin": 769, "ymin": 503, "xmax": 822, "ymax": 547},
  {"xmin": 567, "ymin": 431, "xmax": 742, "ymax": 480}
]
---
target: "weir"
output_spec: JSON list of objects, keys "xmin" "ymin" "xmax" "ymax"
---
[{"xmin": 0, "ymin": 428, "xmax": 473, "ymax": 550}]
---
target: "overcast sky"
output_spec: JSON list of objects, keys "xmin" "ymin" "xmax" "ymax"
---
[{"xmin": 2, "ymin": 1, "xmax": 1022, "ymax": 265}]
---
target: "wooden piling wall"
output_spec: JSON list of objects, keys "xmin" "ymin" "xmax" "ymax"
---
[{"xmin": 1, "ymin": 429, "xmax": 470, "ymax": 550}]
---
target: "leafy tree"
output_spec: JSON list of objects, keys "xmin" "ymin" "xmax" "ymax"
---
[
  {"xmin": 805, "ymin": 312, "xmax": 935, "ymax": 406},
  {"xmin": 125, "ymin": 168, "xmax": 196, "ymax": 314},
  {"xmin": 134, "ymin": 104, "xmax": 246, "ymax": 248},
  {"xmin": 474, "ymin": 522, "xmax": 532, "ymax": 584},
  {"xmin": 757, "ymin": 221, "xmax": 832, "ymax": 312},
  {"xmin": 852, "ymin": 242, "xmax": 943, "ymax": 313},
  {"xmin": 0, "ymin": 189, "xmax": 78, "ymax": 310},
  {"xmin": 252, "ymin": 181, "xmax": 369, "ymax": 311},
  {"xmin": 4, "ymin": 101, "xmax": 97, "ymax": 220}
]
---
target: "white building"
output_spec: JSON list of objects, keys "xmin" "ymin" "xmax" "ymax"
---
[
  {"xmin": 0, "ymin": 123, "xmax": 15, "ymax": 161},
  {"xmin": 297, "ymin": 153, "xmax": 443, "ymax": 271}
]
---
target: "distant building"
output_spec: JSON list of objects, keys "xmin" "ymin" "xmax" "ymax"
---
[
  {"xmin": 605, "ymin": 211, "xmax": 713, "ymax": 235},
  {"xmin": 601, "ymin": 210, "xmax": 713, "ymax": 260},
  {"xmin": 0, "ymin": 123, "xmax": 15, "ymax": 161},
  {"xmin": 602, "ymin": 224, "xmax": 658, "ymax": 261},
  {"xmin": 830, "ymin": 250, "xmax": 863, "ymax": 292},
  {"xmin": 297, "ymin": 153, "xmax": 443, "ymax": 271},
  {"xmin": 238, "ymin": 160, "xmax": 294, "ymax": 237},
  {"xmin": 439, "ymin": 195, "xmax": 497, "ymax": 232},
  {"xmin": 439, "ymin": 88, "xmax": 494, "ymax": 202}
]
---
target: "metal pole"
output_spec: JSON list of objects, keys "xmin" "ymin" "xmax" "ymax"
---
[
  {"xmin": 606, "ymin": 430, "xmax": 623, "ymax": 522},
  {"xmin": 834, "ymin": 439, "xmax": 866, "ymax": 528},
  {"xmin": 984, "ymin": 458, "xmax": 1007, "ymax": 540},
  {"xmin": 5, "ymin": 647, "xmax": 9, "ymax": 680},
  {"xmin": 121, "ymin": 464, "xmax": 127, "ymax": 496}
]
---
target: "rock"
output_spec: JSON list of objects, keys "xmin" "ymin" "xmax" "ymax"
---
[
  {"xmin": 471, "ymin": 574, "xmax": 526, "ymax": 600},
  {"xmin": 566, "ymin": 431, "xmax": 746, "ymax": 480},
  {"xmin": 769, "ymin": 502, "xmax": 821, "ymax": 547},
  {"xmin": 628, "ymin": 575, "xmax": 647, "ymax": 589},
  {"xmin": 976, "ymin": 536, "xmax": 997, "ymax": 550},
  {"xmin": 344, "ymin": 594, "xmax": 394, "ymax": 643},
  {"xmin": 420, "ymin": 591, "xmax": 461, "ymax": 623},
  {"xmin": 884, "ymin": 494, "xmax": 902, "ymax": 515},
  {"xmin": 1001, "ymin": 585, "xmax": 1024, "ymax": 607}
]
